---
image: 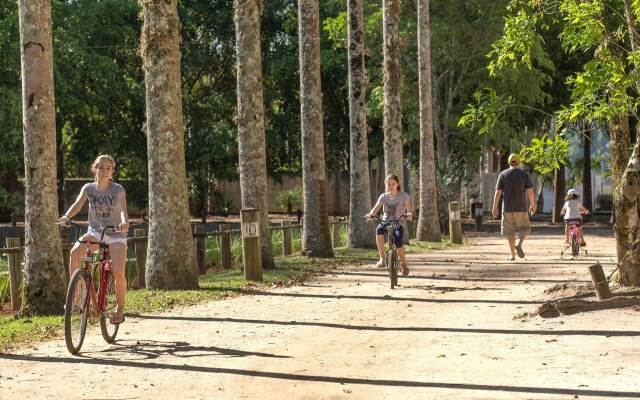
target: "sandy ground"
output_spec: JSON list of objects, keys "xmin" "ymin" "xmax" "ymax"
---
[{"xmin": 1, "ymin": 223, "xmax": 639, "ymax": 399}]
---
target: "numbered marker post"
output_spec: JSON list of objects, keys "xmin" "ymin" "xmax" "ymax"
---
[
  {"xmin": 448, "ymin": 201, "xmax": 462, "ymax": 244},
  {"xmin": 241, "ymin": 208, "xmax": 263, "ymax": 281}
]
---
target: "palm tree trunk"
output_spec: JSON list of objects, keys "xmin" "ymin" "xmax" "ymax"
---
[
  {"xmin": 382, "ymin": 0, "xmax": 404, "ymax": 181},
  {"xmin": 416, "ymin": 0, "xmax": 441, "ymax": 242},
  {"xmin": 140, "ymin": 0, "xmax": 198, "ymax": 289},
  {"xmin": 18, "ymin": 0, "xmax": 66, "ymax": 315},
  {"xmin": 235, "ymin": 0, "xmax": 274, "ymax": 268},
  {"xmin": 298, "ymin": 0, "xmax": 333, "ymax": 257},
  {"xmin": 347, "ymin": 0, "xmax": 374, "ymax": 248}
]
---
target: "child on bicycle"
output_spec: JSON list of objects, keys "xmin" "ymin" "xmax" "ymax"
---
[
  {"xmin": 58, "ymin": 155, "xmax": 130, "ymax": 324},
  {"xmin": 560, "ymin": 188, "xmax": 590, "ymax": 246},
  {"xmin": 364, "ymin": 174, "xmax": 414, "ymax": 275}
]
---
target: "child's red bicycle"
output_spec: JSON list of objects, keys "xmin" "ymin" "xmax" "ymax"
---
[
  {"xmin": 60, "ymin": 222, "xmax": 120, "ymax": 354},
  {"xmin": 561, "ymin": 211, "xmax": 589, "ymax": 258}
]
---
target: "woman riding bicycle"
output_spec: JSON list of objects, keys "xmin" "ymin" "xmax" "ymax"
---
[
  {"xmin": 364, "ymin": 174, "xmax": 414, "ymax": 275},
  {"xmin": 58, "ymin": 155, "xmax": 130, "ymax": 324},
  {"xmin": 561, "ymin": 188, "xmax": 589, "ymax": 247}
]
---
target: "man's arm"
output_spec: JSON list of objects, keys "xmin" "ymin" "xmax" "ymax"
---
[
  {"xmin": 492, "ymin": 189, "xmax": 502, "ymax": 218},
  {"xmin": 527, "ymin": 188, "xmax": 536, "ymax": 215}
]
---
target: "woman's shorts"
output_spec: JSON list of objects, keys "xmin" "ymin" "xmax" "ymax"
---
[
  {"xmin": 83, "ymin": 233, "xmax": 128, "ymax": 246},
  {"xmin": 376, "ymin": 224, "xmax": 404, "ymax": 248}
]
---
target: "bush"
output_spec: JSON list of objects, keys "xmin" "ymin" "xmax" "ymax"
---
[
  {"xmin": 596, "ymin": 194, "xmax": 613, "ymax": 211},
  {"xmin": 277, "ymin": 188, "xmax": 302, "ymax": 214}
]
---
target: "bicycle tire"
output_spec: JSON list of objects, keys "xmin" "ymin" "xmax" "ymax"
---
[
  {"xmin": 65, "ymin": 268, "xmax": 90, "ymax": 354},
  {"xmin": 571, "ymin": 233, "xmax": 579, "ymax": 257},
  {"xmin": 387, "ymin": 249, "xmax": 398, "ymax": 289},
  {"xmin": 99, "ymin": 262, "xmax": 119, "ymax": 343}
]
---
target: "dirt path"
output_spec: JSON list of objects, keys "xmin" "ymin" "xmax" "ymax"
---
[{"xmin": 1, "ymin": 224, "xmax": 639, "ymax": 399}]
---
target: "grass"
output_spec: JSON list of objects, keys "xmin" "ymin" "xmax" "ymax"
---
[
  {"xmin": 0, "ymin": 258, "xmax": 8, "ymax": 303},
  {"xmin": 0, "ymin": 234, "xmax": 455, "ymax": 352}
]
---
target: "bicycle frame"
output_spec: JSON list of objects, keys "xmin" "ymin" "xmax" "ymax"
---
[
  {"xmin": 369, "ymin": 214, "xmax": 406, "ymax": 288},
  {"xmin": 67, "ymin": 222, "xmax": 118, "ymax": 318}
]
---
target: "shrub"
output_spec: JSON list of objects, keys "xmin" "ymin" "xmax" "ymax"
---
[
  {"xmin": 277, "ymin": 188, "xmax": 302, "ymax": 214},
  {"xmin": 596, "ymin": 194, "xmax": 613, "ymax": 211}
]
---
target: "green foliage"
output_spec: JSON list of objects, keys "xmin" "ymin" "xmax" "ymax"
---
[
  {"xmin": 212, "ymin": 191, "xmax": 235, "ymax": 216},
  {"xmin": 520, "ymin": 133, "xmax": 569, "ymax": 175},
  {"xmin": 277, "ymin": 188, "xmax": 302, "ymax": 213},
  {"xmin": 0, "ymin": 187, "xmax": 22, "ymax": 216}
]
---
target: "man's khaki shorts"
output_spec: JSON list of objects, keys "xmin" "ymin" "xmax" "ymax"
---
[{"xmin": 501, "ymin": 212, "xmax": 531, "ymax": 236}]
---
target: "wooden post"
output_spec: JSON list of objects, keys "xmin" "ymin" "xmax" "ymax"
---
[
  {"xmin": 6, "ymin": 238, "xmax": 22, "ymax": 312},
  {"xmin": 219, "ymin": 224, "xmax": 232, "ymax": 270},
  {"xmin": 448, "ymin": 201, "xmax": 462, "ymax": 244},
  {"xmin": 194, "ymin": 224, "xmax": 206, "ymax": 275},
  {"xmin": 241, "ymin": 208, "xmax": 263, "ymax": 281},
  {"xmin": 134, "ymin": 229, "xmax": 147, "ymax": 289},
  {"xmin": 588, "ymin": 263, "xmax": 612, "ymax": 300},
  {"xmin": 281, "ymin": 220, "xmax": 292, "ymax": 256},
  {"xmin": 332, "ymin": 222, "xmax": 340, "ymax": 249},
  {"xmin": 60, "ymin": 234, "xmax": 70, "ymax": 284}
]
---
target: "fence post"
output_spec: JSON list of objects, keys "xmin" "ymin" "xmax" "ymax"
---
[
  {"xmin": 134, "ymin": 229, "xmax": 147, "ymax": 289},
  {"xmin": 194, "ymin": 224, "xmax": 206, "ymax": 275},
  {"xmin": 332, "ymin": 221, "xmax": 340, "ymax": 249},
  {"xmin": 448, "ymin": 201, "xmax": 462, "ymax": 244},
  {"xmin": 281, "ymin": 220, "xmax": 292, "ymax": 256},
  {"xmin": 6, "ymin": 237, "xmax": 22, "ymax": 312},
  {"xmin": 219, "ymin": 224, "xmax": 232, "ymax": 270},
  {"xmin": 60, "ymin": 233, "xmax": 70, "ymax": 285},
  {"xmin": 241, "ymin": 208, "xmax": 263, "ymax": 281}
]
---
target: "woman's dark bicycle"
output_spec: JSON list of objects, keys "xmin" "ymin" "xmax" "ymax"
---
[
  {"xmin": 367, "ymin": 214, "xmax": 407, "ymax": 289},
  {"xmin": 58, "ymin": 221, "xmax": 121, "ymax": 354}
]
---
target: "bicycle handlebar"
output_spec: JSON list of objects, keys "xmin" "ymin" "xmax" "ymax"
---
[
  {"xmin": 364, "ymin": 214, "xmax": 408, "ymax": 224},
  {"xmin": 56, "ymin": 221, "xmax": 119, "ymax": 244}
]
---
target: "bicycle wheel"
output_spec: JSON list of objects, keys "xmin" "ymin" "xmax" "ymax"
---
[
  {"xmin": 570, "ymin": 233, "xmax": 579, "ymax": 257},
  {"xmin": 65, "ymin": 269, "xmax": 90, "ymax": 354},
  {"xmin": 386, "ymin": 249, "xmax": 398, "ymax": 289},
  {"xmin": 99, "ymin": 264, "xmax": 119, "ymax": 343}
]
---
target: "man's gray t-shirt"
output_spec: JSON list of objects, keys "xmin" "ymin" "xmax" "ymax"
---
[
  {"xmin": 82, "ymin": 182, "xmax": 126, "ymax": 239},
  {"xmin": 495, "ymin": 168, "xmax": 533, "ymax": 212}
]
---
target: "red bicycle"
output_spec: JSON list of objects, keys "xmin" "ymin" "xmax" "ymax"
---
[
  {"xmin": 561, "ymin": 211, "xmax": 589, "ymax": 258},
  {"xmin": 61, "ymin": 222, "xmax": 120, "ymax": 354}
]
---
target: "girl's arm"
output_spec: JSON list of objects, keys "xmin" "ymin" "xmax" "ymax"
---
[
  {"xmin": 404, "ymin": 195, "xmax": 414, "ymax": 221},
  {"xmin": 365, "ymin": 197, "xmax": 383, "ymax": 219},
  {"xmin": 59, "ymin": 189, "xmax": 89, "ymax": 221},
  {"xmin": 116, "ymin": 191, "xmax": 130, "ymax": 232},
  {"xmin": 579, "ymin": 204, "xmax": 590, "ymax": 214}
]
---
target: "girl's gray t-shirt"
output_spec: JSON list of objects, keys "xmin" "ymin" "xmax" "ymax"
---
[
  {"xmin": 377, "ymin": 191, "xmax": 411, "ymax": 220},
  {"xmin": 563, "ymin": 199, "xmax": 582, "ymax": 220},
  {"xmin": 82, "ymin": 182, "xmax": 126, "ymax": 239}
]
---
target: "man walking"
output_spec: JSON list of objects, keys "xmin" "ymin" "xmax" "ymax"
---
[{"xmin": 492, "ymin": 154, "xmax": 536, "ymax": 260}]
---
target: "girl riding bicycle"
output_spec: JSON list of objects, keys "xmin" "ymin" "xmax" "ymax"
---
[
  {"xmin": 58, "ymin": 155, "xmax": 130, "ymax": 325},
  {"xmin": 561, "ymin": 188, "xmax": 589, "ymax": 246},
  {"xmin": 365, "ymin": 174, "xmax": 414, "ymax": 275}
]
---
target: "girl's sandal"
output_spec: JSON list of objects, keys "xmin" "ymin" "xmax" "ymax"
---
[{"xmin": 401, "ymin": 262, "xmax": 409, "ymax": 276}]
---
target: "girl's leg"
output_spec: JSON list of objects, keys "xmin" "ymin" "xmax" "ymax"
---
[
  {"xmin": 376, "ymin": 234, "xmax": 385, "ymax": 265},
  {"xmin": 564, "ymin": 224, "xmax": 569, "ymax": 243},
  {"xmin": 395, "ymin": 228, "xmax": 409, "ymax": 275},
  {"xmin": 109, "ymin": 242, "xmax": 128, "ymax": 323}
]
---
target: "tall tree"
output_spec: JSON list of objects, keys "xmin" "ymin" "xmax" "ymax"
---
[
  {"xmin": 139, "ymin": 0, "xmax": 198, "ymax": 289},
  {"xmin": 382, "ymin": 0, "xmax": 404, "ymax": 181},
  {"xmin": 581, "ymin": 122, "xmax": 592, "ymax": 213},
  {"xmin": 415, "ymin": 0, "xmax": 441, "ymax": 241},
  {"xmin": 298, "ymin": 0, "xmax": 333, "ymax": 257},
  {"xmin": 18, "ymin": 0, "xmax": 66, "ymax": 314},
  {"xmin": 346, "ymin": 0, "xmax": 374, "ymax": 248},
  {"xmin": 234, "ymin": 0, "xmax": 274, "ymax": 268}
]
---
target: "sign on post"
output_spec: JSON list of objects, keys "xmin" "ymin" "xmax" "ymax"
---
[{"xmin": 241, "ymin": 208, "xmax": 263, "ymax": 281}]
